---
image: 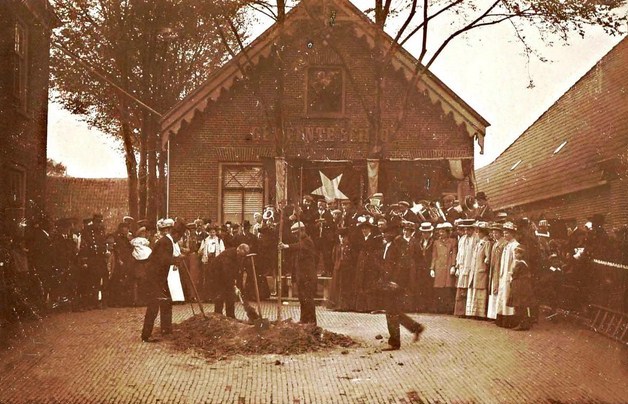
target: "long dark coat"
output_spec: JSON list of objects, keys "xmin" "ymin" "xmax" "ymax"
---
[
  {"xmin": 507, "ymin": 260, "xmax": 535, "ymax": 307},
  {"xmin": 353, "ymin": 232, "xmax": 384, "ymax": 312}
]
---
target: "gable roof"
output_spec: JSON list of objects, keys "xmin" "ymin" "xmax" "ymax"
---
[
  {"xmin": 160, "ymin": 0, "xmax": 489, "ymax": 151},
  {"xmin": 476, "ymin": 37, "xmax": 628, "ymax": 210}
]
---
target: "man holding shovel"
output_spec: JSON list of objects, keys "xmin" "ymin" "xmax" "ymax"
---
[
  {"xmin": 279, "ymin": 222, "xmax": 317, "ymax": 325},
  {"xmin": 212, "ymin": 243, "xmax": 250, "ymax": 318}
]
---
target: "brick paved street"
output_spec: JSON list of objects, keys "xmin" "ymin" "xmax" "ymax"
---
[{"xmin": 0, "ymin": 303, "xmax": 626, "ymax": 403}]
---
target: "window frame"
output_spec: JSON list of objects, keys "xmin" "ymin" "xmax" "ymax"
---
[{"xmin": 218, "ymin": 163, "xmax": 266, "ymax": 225}]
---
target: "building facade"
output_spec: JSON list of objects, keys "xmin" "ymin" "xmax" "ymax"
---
[
  {"xmin": 0, "ymin": 0, "xmax": 58, "ymax": 227},
  {"xmin": 162, "ymin": 0, "xmax": 488, "ymax": 223},
  {"xmin": 476, "ymin": 38, "xmax": 628, "ymax": 233}
]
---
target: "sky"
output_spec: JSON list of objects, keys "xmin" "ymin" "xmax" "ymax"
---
[{"xmin": 46, "ymin": 1, "xmax": 627, "ymax": 178}]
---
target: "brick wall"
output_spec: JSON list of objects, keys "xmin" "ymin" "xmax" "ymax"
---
[
  {"xmin": 0, "ymin": 1, "xmax": 55, "ymax": 223},
  {"xmin": 169, "ymin": 20, "xmax": 474, "ymax": 221}
]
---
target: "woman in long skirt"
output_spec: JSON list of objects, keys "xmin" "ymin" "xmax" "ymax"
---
[{"xmin": 466, "ymin": 223, "xmax": 492, "ymax": 318}]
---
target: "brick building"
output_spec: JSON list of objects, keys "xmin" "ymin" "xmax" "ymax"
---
[
  {"xmin": 0, "ymin": 0, "xmax": 59, "ymax": 226},
  {"xmin": 161, "ymin": 0, "xmax": 488, "ymax": 222},
  {"xmin": 476, "ymin": 38, "xmax": 628, "ymax": 233}
]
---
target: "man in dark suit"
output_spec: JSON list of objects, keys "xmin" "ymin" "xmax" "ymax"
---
[
  {"xmin": 279, "ymin": 222, "xmax": 318, "ymax": 325},
  {"xmin": 313, "ymin": 199, "xmax": 336, "ymax": 276},
  {"xmin": 213, "ymin": 243, "xmax": 250, "ymax": 318},
  {"xmin": 382, "ymin": 223, "xmax": 425, "ymax": 350},
  {"xmin": 141, "ymin": 219, "xmax": 185, "ymax": 342}
]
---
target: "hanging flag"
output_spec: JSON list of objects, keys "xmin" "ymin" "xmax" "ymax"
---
[
  {"xmin": 298, "ymin": 161, "xmax": 362, "ymax": 203},
  {"xmin": 367, "ymin": 159, "xmax": 379, "ymax": 197},
  {"xmin": 275, "ymin": 157, "xmax": 288, "ymax": 206}
]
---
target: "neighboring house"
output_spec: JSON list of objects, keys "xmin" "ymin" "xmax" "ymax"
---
[
  {"xmin": 476, "ymin": 38, "xmax": 628, "ymax": 233},
  {"xmin": 0, "ymin": 1, "xmax": 59, "ymax": 227},
  {"xmin": 161, "ymin": 0, "xmax": 489, "ymax": 223},
  {"xmin": 46, "ymin": 177, "xmax": 129, "ymax": 233}
]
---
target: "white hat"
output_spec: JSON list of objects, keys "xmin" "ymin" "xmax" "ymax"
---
[
  {"xmin": 290, "ymin": 221, "xmax": 306, "ymax": 232},
  {"xmin": 160, "ymin": 218, "xmax": 175, "ymax": 229},
  {"xmin": 502, "ymin": 221, "xmax": 517, "ymax": 231},
  {"xmin": 436, "ymin": 222, "xmax": 453, "ymax": 230},
  {"xmin": 419, "ymin": 222, "xmax": 434, "ymax": 232}
]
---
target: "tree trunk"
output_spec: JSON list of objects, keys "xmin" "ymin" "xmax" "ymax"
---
[
  {"xmin": 146, "ymin": 117, "xmax": 158, "ymax": 223},
  {"xmin": 120, "ymin": 115, "xmax": 139, "ymax": 220},
  {"xmin": 139, "ymin": 113, "xmax": 148, "ymax": 219}
]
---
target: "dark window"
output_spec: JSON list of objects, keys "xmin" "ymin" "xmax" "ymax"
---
[
  {"xmin": 306, "ymin": 67, "xmax": 344, "ymax": 116},
  {"xmin": 13, "ymin": 21, "xmax": 28, "ymax": 112},
  {"xmin": 221, "ymin": 165, "xmax": 264, "ymax": 224}
]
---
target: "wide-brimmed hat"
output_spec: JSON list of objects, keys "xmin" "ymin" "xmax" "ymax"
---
[
  {"xmin": 290, "ymin": 221, "xmax": 306, "ymax": 232},
  {"xmin": 474, "ymin": 221, "xmax": 489, "ymax": 229},
  {"xmin": 436, "ymin": 222, "xmax": 453, "ymax": 230},
  {"xmin": 398, "ymin": 201, "xmax": 410, "ymax": 208},
  {"xmin": 123, "ymin": 215, "xmax": 135, "ymax": 223},
  {"xmin": 418, "ymin": 222, "xmax": 434, "ymax": 232},
  {"xmin": 161, "ymin": 218, "xmax": 175, "ymax": 229},
  {"xmin": 458, "ymin": 218, "xmax": 476, "ymax": 228},
  {"xmin": 489, "ymin": 222, "xmax": 503, "ymax": 231},
  {"xmin": 502, "ymin": 221, "xmax": 517, "ymax": 231}
]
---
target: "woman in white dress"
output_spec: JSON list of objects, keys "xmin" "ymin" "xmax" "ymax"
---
[{"xmin": 495, "ymin": 222, "xmax": 519, "ymax": 328}]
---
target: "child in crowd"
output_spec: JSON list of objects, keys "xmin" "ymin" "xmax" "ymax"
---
[
  {"xmin": 130, "ymin": 227, "xmax": 152, "ymax": 306},
  {"xmin": 508, "ymin": 246, "xmax": 535, "ymax": 331}
]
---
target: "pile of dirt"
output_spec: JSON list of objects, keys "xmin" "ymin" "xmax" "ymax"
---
[{"xmin": 170, "ymin": 313, "xmax": 356, "ymax": 360}]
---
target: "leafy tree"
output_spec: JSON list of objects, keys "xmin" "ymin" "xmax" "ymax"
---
[
  {"xmin": 46, "ymin": 158, "xmax": 67, "ymax": 177},
  {"xmin": 51, "ymin": 0, "xmax": 250, "ymax": 220}
]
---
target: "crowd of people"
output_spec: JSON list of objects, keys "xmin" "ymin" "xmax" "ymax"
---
[{"xmin": 1, "ymin": 190, "xmax": 626, "ymax": 346}]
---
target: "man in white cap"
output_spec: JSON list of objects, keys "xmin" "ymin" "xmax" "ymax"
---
[{"xmin": 279, "ymin": 222, "xmax": 318, "ymax": 325}]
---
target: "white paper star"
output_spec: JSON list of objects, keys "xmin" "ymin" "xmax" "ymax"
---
[{"xmin": 311, "ymin": 171, "xmax": 348, "ymax": 201}]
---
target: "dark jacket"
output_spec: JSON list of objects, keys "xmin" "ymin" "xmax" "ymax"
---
[
  {"xmin": 146, "ymin": 235, "xmax": 174, "ymax": 299},
  {"xmin": 213, "ymin": 248, "xmax": 243, "ymax": 289},
  {"xmin": 288, "ymin": 235, "xmax": 317, "ymax": 284}
]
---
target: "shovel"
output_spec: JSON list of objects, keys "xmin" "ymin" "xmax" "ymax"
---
[
  {"xmin": 179, "ymin": 258, "xmax": 206, "ymax": 318},
  {"xmin": 234, "ymin": 286, "xmax": 270, "ymax": 331}
]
